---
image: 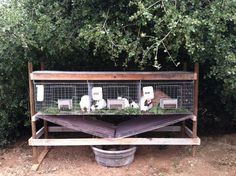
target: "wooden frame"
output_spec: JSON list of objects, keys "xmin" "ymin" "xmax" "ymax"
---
[
  {"xmin": 30, "ymin": 71, "xmax": 197, "ymax": 81},
  {"xmin": 29, "ymin": 131, "xmax": 200, "ymax": 146},
  {"xmin": 28, "ymin": 62, "xmax": 200, "ymax": 170}
]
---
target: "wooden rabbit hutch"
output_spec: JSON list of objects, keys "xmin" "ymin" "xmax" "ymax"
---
[{"xmin": 28, "ymin": 62, "xmax": 200, "ymax": 170}]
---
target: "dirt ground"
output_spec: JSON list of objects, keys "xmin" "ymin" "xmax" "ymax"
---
[{"xmin": 0, "ymin": 134, "xmax": 236, "ymax": 176}]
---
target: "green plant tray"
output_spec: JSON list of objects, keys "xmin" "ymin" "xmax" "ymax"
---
[{"xmin": 39, "ymin": 106, "xmax": 192, "ymax": 116}]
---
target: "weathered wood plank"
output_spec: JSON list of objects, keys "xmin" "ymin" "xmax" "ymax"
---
[
  {"xmin": 29, "ymin": 137, "xmax": 201, "ymax": 146},
  {"xmin": 185, "ymin": 126, "xmax": 193, "ymax": 138},
  {"xmin": 37, "ymin": 115, "xmax": 116, "ymax": 138},
  {"xmin": 39, "ymin": 115, "xmax": 190, "ymax": 138},
  {"xmin": 48, "ymin": 126, "xmax": 181, "ymax": 133},
  {"xmin": 49, "ymin": 126, "xmax": 76, "ymax": 132},
  {"xmin": 192, "ymin": 63, "xmax": 199, "ymax": 156},
  {"xmin": 30, "ymin": 71, "xmax": 197, "ymax": 81},
  {"xmin": 31, "ymin": 147, "xmax": 50, "ymax": 171},
  {"xmin": 36, "ymin": 127, "xmax": 44, "ymax": 139},
  {"xmin": 28, "ymin": 62, "xmax": 38, "ymax": 164},
  {"xmin": 194, "ymin": 63, "xmax": 199, "ymax": 116},
  {"xmin": 40, "ymin": 62, "xmax": 49, "ymax": 142},
  {"xmin": 115, "ymin": 115, "xmax": 194, "ymax": 138}
]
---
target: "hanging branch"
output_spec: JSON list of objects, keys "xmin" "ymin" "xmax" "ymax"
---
[
  {"xmin": 102, "ymin": 9, "xmax": 116, "ymax": 48},
  {"xmin": 142, "ymin": 18, "xmax": 180, "ymax": 68},
  {"xmin": 161, "ymin": 0, "xmax": 167, "ymax": 13},
  {"xmin": 102, "ymin": 9, "xmax": 123, "ymax": 48},
  {"xmin": 142, "ymin": 29, "xmax": 171, "ymax": 60},
  {"xmin": 142, "ymin": 42, "xmax": 158, "ymax": 59},
  {"xmin": 153, "ymin": 44, "xmax": 161, "ymax": 70},
  {"xmin": 161, "ymin": 41, "xmax": 180, "ymax": 67},
  {"xmin": 147, "ymin": 0, "xmax": 161, "ymax": 10}
]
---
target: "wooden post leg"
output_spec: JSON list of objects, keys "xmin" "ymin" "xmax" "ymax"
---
[
  {"xmin": 192, "ymin": 63, "xmax": 199, "ymax": 156},
  {"xmin": 181, "ymin": 121, "xmax": 186, "ymax": 137},
  {"xmin": 40, "ymin": 62, "xmax": 49, "ymax": 148},
  {"xmin": 44, "ymin": 120, "xmax": 49, "ymax": 150},
  {"xmin": 181, "ymin": 64, "xmax": 186, "ymax": 136},
  {"xmin": 192, "ymin": 146, "xmax": 196, "ymax": 157},
  {"xmin": 29, "ymin": 62, "xmax": 49, "ymax": 170},
  {"xmin": 192, "ymin": 120, "xmax": 197, "ymax": 156},
  {"xmin": 31, "ymin": 119, "xmax": 50, "ymax": 171},
  {"xmin": 44, "ymin": 121, "xmax": 48, "ymax": 138},
  {"xmin": 29, "ymin": 62, "xmax": 38, "ymax": 164},
  {"xmin": 31, "ymin": 147, "xmax": 50, "ymax": 171},
  {"xmin": 32, "ymin": 147, "xmax": 38, "ymax": 164},
  {"xmin": 32, "ymin": 121, "xmax": 38, "ymax": 164}
]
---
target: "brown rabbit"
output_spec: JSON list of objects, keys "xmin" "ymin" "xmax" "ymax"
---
[{"xmin": 152, "ymin": 89, "xmax": 170, "ymax": 106}]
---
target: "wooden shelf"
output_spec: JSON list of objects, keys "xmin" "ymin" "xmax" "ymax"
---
[
  {"xmin": 28, "ymin": 125, "xmax": 201, "ymax": 146},
  {"xmin": 30, "ymin": 71, "xmax": 197, "ymax": 81},
  {"xmin": 29, "ymin": 137, "xmax": 201, "ymax": 146}
]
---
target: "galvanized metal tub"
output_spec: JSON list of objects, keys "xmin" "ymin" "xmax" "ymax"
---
[{"xmin": 91, "ymin": 146, "xmax": 137, "ymax": 167}]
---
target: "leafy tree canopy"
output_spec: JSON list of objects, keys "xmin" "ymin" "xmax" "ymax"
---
[{"xmin": 0, "ymin": 0, "xmax": 235, "ymax": 145}]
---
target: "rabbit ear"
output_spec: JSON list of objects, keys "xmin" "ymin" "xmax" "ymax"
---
[{"xmin": 122, "ymin": 96, "xmax": 131, "ymax": 103}]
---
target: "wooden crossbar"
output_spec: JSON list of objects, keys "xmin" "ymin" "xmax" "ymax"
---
[
  {"xmin": 30, "ymin": 71, "xmax": 197, "ymax": 81},
  {"xmin": 47, "ymin": 126, "xmax": 182, "ymax": 133},
  {"xmin": 35, "ymin": 127, "xmax": 44, "ymax": 139},
  {"xmin": 29, "ymin": 125, "xmax": 200, "ymax": 147},
  {"xmin": 31, "ymin": 147, "xmax": 50, "ymax": 171},
  {"xmin": 29, "ymin": 137, "xmax": 200, "ymax": 146}
]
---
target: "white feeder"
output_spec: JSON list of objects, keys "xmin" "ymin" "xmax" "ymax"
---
[
  {"xmin": 143, "ymin": 86, "xmax": 154, "ymax": 100},
  {"xmin": 58, "ymin": 99, "xmax": 73, "ymax": 110},
  {"xmin": 160, "ymin": 98, "xmax": 178, "ymax": 109},
  {"xmin": 92, "ymin": 87, "xmax": 103, "ymax": 100},
  {"xmin": 107, "ymin": 99, "xmax": 125, "ymax": 110},
  {"xmin": 36, "ymin": 85, "xmax": 44, "ymax": 102}
]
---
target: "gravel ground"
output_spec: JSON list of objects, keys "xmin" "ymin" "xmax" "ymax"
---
[{"xmin": 0, "ymin": 134, "xmax": 236, "ymax": 176}]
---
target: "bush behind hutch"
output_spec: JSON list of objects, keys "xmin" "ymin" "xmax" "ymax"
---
[{"xmin": 0, "ymin": 0, "xmax": 235, "ymax": 146}]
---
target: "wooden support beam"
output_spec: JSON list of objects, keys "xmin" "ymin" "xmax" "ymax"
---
[
  {"xmin": 28, "ymin": 62, "xmax": 38, "ymax": 164},
  {"xmin": 40, "ymin": 62, "xmax": 49, "ymax": 141},
  {"xmin": 49, "ymin": 126, "xmax": 76, "ymax": 132},
  {"xmin": 44, "ymin": 120, "xmax": 48, "ymax": 138},
  {"xmin": 181, "ymin": 121, "xmax": 186, "ymax": 137},
  {"xmin": 194, "ymin": 63, "xmax": 199, "ymax": 117},
  {"xmin": 29, "ymin": 137, "xmax": 201, "ymax": 146},
  {"xmin": 184, "ymin": 126, "xmax": 193, "ymax": 138},
  {"xmin": 28, "ymin": 62, "xmax": 35, "ymax": 118},
  {"xmin": 31, "ymin": 147, "xmax": 50, "ymax": 171},
  {"xmin": 30, "ymin": 71, "xmax": 197, "ymax": 81},
  {"xmin": 48, "ymin": 126, "xmax": 182, "ymax": 133},
  {"xmin": 183, "ymin": 62, "xmax": 187, "ymax": 71},
  {"xmin": 40, "ymin": 62, "xmax": 45, "ymax": 70},
  {"xmin": 181, "ymin": 62, "xmax": 188, "ymax": 137},
  {"xmin": 192, "ymin": 63, "xmax": 199, "ymax": 156},
  {"xmin": 36, "ymin": 127, "xmax": 45, "ymax": 139}
]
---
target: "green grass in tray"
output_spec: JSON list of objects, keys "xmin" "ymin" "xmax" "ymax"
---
[
  {"xmin": 74, "ymin": 103, "xmax": 81, "ymax": 110},
  {"xmin": 149, "ymin": 105, "xmax": 189, "ymax": 114},
  {"xmin": 41, "ymin": 106, "xmax": 60, "ymax": 115},
  {"xmin": 114, "ymin": 107, "xmax": 141, "ymax": 115},
  {"xmin": 94, "ymin": 107, "xmax": 141, "ymax": 115},
  {"xmin": 41, "ymin": 104, "xmax": 189, "ymax": 115}
]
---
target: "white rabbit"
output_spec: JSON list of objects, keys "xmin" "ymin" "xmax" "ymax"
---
[
  {"xmin": 91, "ymin": 105, "xmax": 96, "ymax": 111},
  {"xmin": 117, "ymin": 97, "xmax": 129, "ymax": 108},
  {"xmin": 80, "ymin": 95, "xmax": 91, "ymax": 112},
  {"xmin": 130, "ymin": 101, "xmax": 139, "ymax": 109},
  {"xmin": 140, "ymin": 96, "xmax": 153, "ymax": 111},
  {"xmin": 91, "ymin": 99, "xmax": 107, "ymax": 111}
]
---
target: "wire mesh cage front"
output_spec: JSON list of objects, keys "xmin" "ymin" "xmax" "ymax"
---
[{"xmin": 34, "ymin": 80, "xmax": 194, "ymax": 115}]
